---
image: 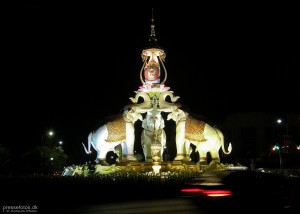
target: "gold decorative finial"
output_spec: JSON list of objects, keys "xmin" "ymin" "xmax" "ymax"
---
[
  {"xmin": 140, "ymin": 8, "xmax": 167, "ymax": 86},
  {"xmin": 152, "ymin": 8, "xmax": 154, "ymax": 22},
  {"xmin": 150, "ymin": 8, "xmax": 156, "ymax": 41}
]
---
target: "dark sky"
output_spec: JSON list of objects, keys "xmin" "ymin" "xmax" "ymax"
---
[{"xmin": 3, "ymin": 2, "xmax": 300, "ymax": 162}]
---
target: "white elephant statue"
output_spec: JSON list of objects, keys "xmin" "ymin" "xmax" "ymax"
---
[
  {"xmin": 82, "ymin": 108, "xmax": 143, "ymax": 166},
  {"xmin": 167, "ymin": 109, "xmax": 232, "ymax": 164},
  {"xmin": 141, "ymin": 110, "xmax": 166, "ymax": 162}
]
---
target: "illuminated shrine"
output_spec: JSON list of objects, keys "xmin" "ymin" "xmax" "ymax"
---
[{"xmin": 76, "ymin": 11, "xmax": 232, "ymax": 176}]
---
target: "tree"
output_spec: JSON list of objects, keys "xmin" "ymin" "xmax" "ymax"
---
[
  {"xmin": 20, "ymin": 145, "xmax": 69, "ymax": 175},
  {"xmin": 0, "ymin": 145, "xmax": 11, "ymax": 175}
]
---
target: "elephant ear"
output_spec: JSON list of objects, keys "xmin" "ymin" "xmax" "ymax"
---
[
  {"xmin": 128, "ymin": 111, "xmax": 144, "ymax": 123},
  {"xmin": 167, "ymin": 111, "xmax": 180, "ymax": 123}
]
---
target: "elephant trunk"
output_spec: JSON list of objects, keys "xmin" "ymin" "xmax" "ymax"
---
[
  {"xmin": 82, "ymin": 142, "xmax": 90, "ymax": 154},
  {"xmin": 216, "ymin": 128, "xmax": 232, "ymax": 154},
  {"xmin": 82, "ymin": 132, "xmax": 94, "ymax": 154},
  {"xmin": 129, "ymin": 92, "xmax": 152, "ymax": 113},
  {"xmin": 222, "ymin": 142, "xmax": 232, "ymax": 154}
]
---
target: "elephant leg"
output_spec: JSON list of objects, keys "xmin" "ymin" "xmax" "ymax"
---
[
  {"xmin": 183, "ymin": 141, "xmax": 191, "ymax": 161},
  {"xmin": 174, "ymin": 137, "xmax": 185, "ymax": 161},
  {"xmin": 210, "ymin": 150, "xmax": 220, "ymax": 163},
  {"xmin": 144, "ymin": 142, "xmax": 153, "ymax": 162},
  {"xmin": 122, "ymin": 152, "xmax": 137, "ymax": 162},
  {"xmin": 198, "ymin": 149, "xmax": 207, "ymax": 165},
  {"xmin": 95, "ymin": 143, "xmax": 114, "ymax": 166},
  {"xmin": 119, "ymin": 141, "xmax": 128, "ymax": 162},
  {"xmin": 141, "ymin": 131, "xmax": 152, "ymax": 162},
  {"xmin": 143, "ymin": 145, "xmax": 153, "ymax": 162},
  {"xmin": 96, "ymin": 150, "xmax": 106, "ymax": 160},
  {"xmin": 125, "ymin": 152, "xmax": 137, "ymax": 161},
  {"xmin": 204, "ymin": 134, "xmax": 221, "ymax": 164},
  {"xmin": 145, "ymin": 155, "xmax": 152, "ymax": 162},
  {"xmin": 174, "ymin": 122, "xmax": 185, "ymax": 161},
  {"xmin": 124, "ymin": 123, "xmax": 137, "ymax": 161}
]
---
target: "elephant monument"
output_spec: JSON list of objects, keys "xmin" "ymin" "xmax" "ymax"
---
[
  {"xmin": 167, "ymin": 108, "xmax": 232, "ymax": 164},
  {"xmin": 141, "ymin": 110, "xmax": 166, "ymax": 162},
  {"xmin": 82, "ymin": 108, "xmax": 143, "ymax": 166}
]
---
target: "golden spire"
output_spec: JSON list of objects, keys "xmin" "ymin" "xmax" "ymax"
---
[
  {"xmin": 140, "ymin": 8, "xmax": 167, "ymax": 86},
  {"xmin": 150, "ymin": 8, "xmax": 157, "ymax": 42}
]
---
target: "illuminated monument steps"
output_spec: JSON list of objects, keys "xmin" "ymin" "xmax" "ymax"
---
[{"xmin": 75, "ymin": 11, "xmax": 233, "ymax": 176}]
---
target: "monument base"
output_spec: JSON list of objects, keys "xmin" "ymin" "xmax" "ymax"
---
[
  {"xmin": 61, "ymin": 160, "xmax": 237, "ymax": 176},
  {"xmin": 114, "ymin": 161, "xmax": 200, "ymax": 173}
]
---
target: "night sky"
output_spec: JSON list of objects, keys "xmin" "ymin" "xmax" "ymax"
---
[{"xmin": 3, "ymin": 2, "xmax": 299, "ymax": 163}]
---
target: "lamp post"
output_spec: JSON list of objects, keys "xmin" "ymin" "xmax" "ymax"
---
[
  {"xmin": 41, "ymin": 130, "xmax": 54, "ymax": 146},
  {"xmin": 272, "ymin": 145, "xmax": 283, "ymax": 175},
  {"xmin": 277, "ymin": 119, "xmax": 289, "ymax": 137},
  {"xmin": 276, "ymin": 119, "xmax": 287, "ymax": 175}
]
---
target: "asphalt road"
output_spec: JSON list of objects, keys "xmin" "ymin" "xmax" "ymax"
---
[{"xmin": 70, "ymin": 198, "xmax": 201, "ymax": 214}]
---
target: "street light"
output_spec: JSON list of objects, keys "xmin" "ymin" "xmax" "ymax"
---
[
  {"xmin": 277, "ymin": 118, "xmax": 289, "ymax": 136},
  {"xmin": 272, "ymin": 145, "xmax": 283, "ymax": 175},
  {"xmin": 41, "ymin": 130, "xmax": 55, "ymax": 146},
  {"xmin": 275, "ymin": 118, "xmax": 288, "ymax": 175}
]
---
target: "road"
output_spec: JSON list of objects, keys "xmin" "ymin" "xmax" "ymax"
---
[{"xmin": 69, "ymin": 198, "xmax": 202, "ymax": 214}]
